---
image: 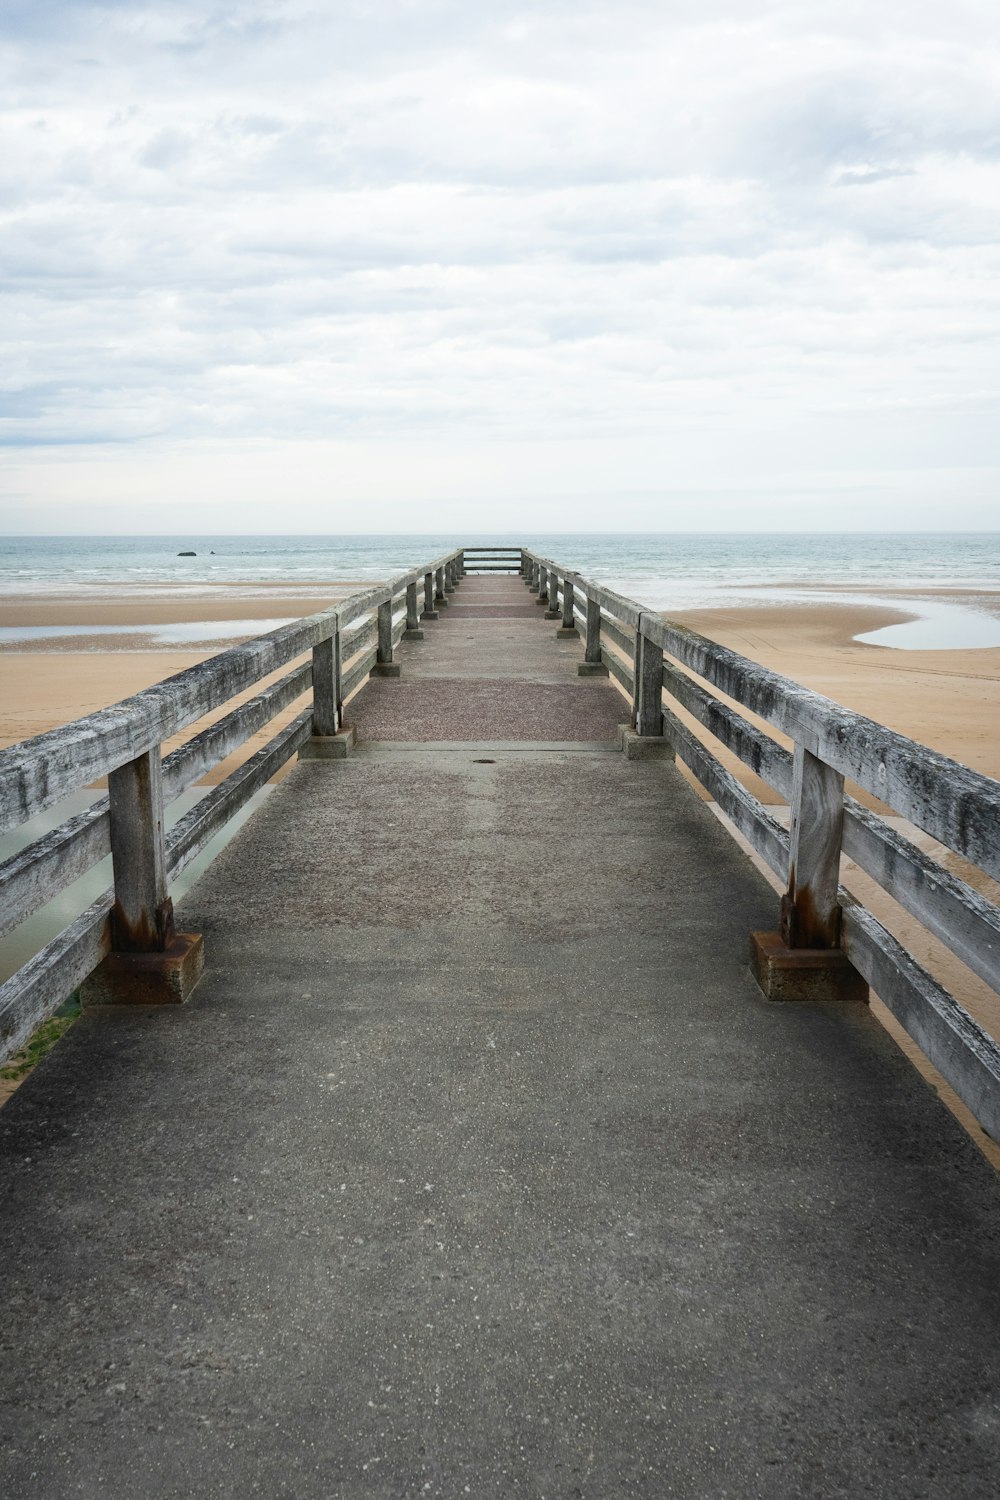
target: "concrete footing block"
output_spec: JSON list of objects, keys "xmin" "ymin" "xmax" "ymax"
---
[
  {"xmin": 402, "ymin": 628, "xmax": 425, "ymax": 642},
  {"xmin": 81, "ymin": 932, "xmax": 204, "ymax": 1007},
  {"xmin": 299, "ymin": 725, "xmax": 357, "ymax": 761},
  {"xmin": 618, "ymin": 725, "xmax": 675, "ymax": 761},
  {"xmin": 578, "ymin": 661, "xmax": 609, "ymax": 676},
  {"xmin": 371, "ymin": 662, "xmax": 401, "ymax": 677},
  {"xmin": 543, "ymin": 609, "xmax": 561, "ymax": 620},
  {"xmin": 436, "ymin": 598, "xmax": 450, "ymax": 608},
  {"xmin": 556, "ymin": 626, "xmax": 579, "ymax": 638},
  {"xmin": 750, "ymin": 931, "xmax": 869, "ymax": 1003},
  {"xmin": 534, "ymin": 596, "xmax": 548, "ymax": 606},
  {"xmin": 421, "ymin": 609, "xmax": 439, "ymax": 621}
]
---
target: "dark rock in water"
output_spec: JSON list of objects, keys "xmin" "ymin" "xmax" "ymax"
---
[{"xmin": 178, "ymin": 550, "xmax": 197, "ymax": 556}]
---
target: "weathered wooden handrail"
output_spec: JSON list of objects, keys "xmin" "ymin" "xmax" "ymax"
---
[
  {"xmin": 0, "ymin": 548, "xmax": 462, "ymax": 1059},
  {"xmin": 463, "ymin": 546, "xmax": 521, "ymax": 573},
  {"xmin": 522, "ymin": 546, "xmax": 1000, "ymax": 1145}
]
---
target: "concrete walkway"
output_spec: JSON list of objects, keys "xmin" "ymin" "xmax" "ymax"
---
[{"xmin": 1, "ymin": 575, "xmax": 999, "ymax": 1498}]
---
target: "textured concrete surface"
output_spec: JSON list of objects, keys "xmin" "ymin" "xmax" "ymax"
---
[
  {"xmin": 443, "ymin": 604, "xmax": 542, "ymax": 618},
  {"xmin": 1, "ymin": 575, "xmax": 999, "ymax": 1498}
]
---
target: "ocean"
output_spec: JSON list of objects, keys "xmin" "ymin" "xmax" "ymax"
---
[
  {"xmin": 1, "ymin": 532, "xmax": 998, "ymax": 605},
  {"xmin": 1, "ymin": 532, "xmax": 1000, "ymax": 648}
]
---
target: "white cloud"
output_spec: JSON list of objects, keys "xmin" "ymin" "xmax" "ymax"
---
[{"xmin": 1, "ymin": 0, "xmax": 998, "ymax": 528}]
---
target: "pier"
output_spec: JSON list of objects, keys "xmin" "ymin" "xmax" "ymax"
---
[{"xmin": 1, "ymin": 547, "xmax": 1000, "ymax": 1495}]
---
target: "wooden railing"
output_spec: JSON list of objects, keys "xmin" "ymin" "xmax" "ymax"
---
[
  {"xmin": 521, "ymin": 548, "xmax": 1000, "ymax": 1145},
  {"xmin": 461, "ymin": 546, "xmax": 522, "ymax": 573},
  {"xmin": 0, "ymin": 549, "xmax": 465, "ymax": 1060}
]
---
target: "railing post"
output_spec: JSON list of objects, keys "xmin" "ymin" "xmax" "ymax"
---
[
  {"xmin": 435, "ymin": 565, "xmax": 448, "ymax": 608},
  {"xmin": 535, "ymin": 564, "xmax": 548, "ymax": 606},
  {"xmin": 633, "ymin": 625, "xmax": 664, "ymax": 736},
  {"xmin": 556, "ymin": 576, "xmax": 578, "ymax": 637},
  {"xmin": 619, "ymin": 615, "xmax": 672, "ymax": 761},
  {"xmin": 444, "ymin": 562, "xmax": 455, "ymax": 595},
  {"xmin": 422, "ymin": 570, "xmax": 438, "ymax": 621},
  {"xmin": 403, "ymin": 580, "xmax": 424, "ymax": 641},
  {"xmin": 782, "ymin": 748, "xmax": 845, "ymax": 950},
  {"xmin": 544, "ymin": 569, "xmax": 561, "ymax": 620},
  {"xmin": 300, "ymin": 622, "xmax": 355, "ymax": 760},
  {"xmin": 109, "ymin": 750, "xmax": 172, "ymax": 952},
  {"xmin": 80, "ymin": 746, "xmax": 203, "ymax": 1005},
  {"xmin": 752, "ymin": 744, "xmax": 867, "ymax": 1002},
  {"xmin": 578, "ymin": 592, "xmax": 608, "ymax": 676},
  {"xmin": 311, "ymin": 632, "xmax": 339, "ymax": 735},
  {"xmin": 373, "ymin": 595, "xmax": 401, "ymax": 676}
]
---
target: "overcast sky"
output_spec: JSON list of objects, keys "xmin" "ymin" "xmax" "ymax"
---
[{"xmin": 1, "ymin": 0, "xmax": 998, "ymax": 533}]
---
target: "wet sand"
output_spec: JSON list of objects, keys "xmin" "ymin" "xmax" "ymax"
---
[
  {"xmin": 0, "ymin": 585, "xmax": 352, "ymax": 633},
  {"xmin": 667, "ymin": 599, "xmax": 1000, "ymax": 789},
  {"xmin": 0, "ymin": 586, "xmax": 366, "ymax": 781}
]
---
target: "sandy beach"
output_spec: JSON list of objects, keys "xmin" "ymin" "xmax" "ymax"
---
[
  {"xmin": 0, "ymin": 586, "xmax": 355, "ymax": 780},
  {"xmin": 666, "ymin": 598, "xmax": 1000, "ymax": 792}
]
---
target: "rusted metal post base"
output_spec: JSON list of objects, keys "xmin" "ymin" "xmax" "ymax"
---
[
  {"xmin": 371, "ymin": 661, "xmax": 401, "ymax": 677},
  {"xmin": 618, "ymin": 725, "xmax": 674, "ymax": 761},
  {"xmin": 750, "ymin": 931, "xmax": 868, "ymax": 1004},
  {"xmin": 81, "ymin": 931, "xmax": 204, "ymax": 1007},
  {"xmin": 556, "ymin": 625, "xmax": 579, "ymax": 638},
  {"xmin": 299, "ymin": 725, "xmax": 357, "ymax": 761},
  {"xmin": 578, "ymin": 660, "xmax": 609, "ymax": 676},
  {"xmin": 402, "ymin": 628, "xmax": 425, "ymax": 642}
]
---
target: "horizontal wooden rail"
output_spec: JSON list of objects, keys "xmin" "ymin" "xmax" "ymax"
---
[
  {"xmin": 841, "ymin": 901, "xmax": 1000, "ymax": 1145},
  {"xmin": 655, "ymin": 648, "xmax": 1000, "ymax": 997},
  {"xmin": 168, "ymin": 710, "xmax": 314, "ymax": 881},
  {"xmin": 0, "ymin": 891, "xmax": 112, "ymax": 1062},
  {"xmin": 0, "ymin": 800, "xmax": 111, "ymax": 945},
  {"xmin": 0, "ymin": 660, "xmax": 315, "ymax": 944},
  {"xmin": 841, "ymin": 800, "xmax": 1000, "ymax": 996},
  {"xmin": 601, "ymin": 646, "xmax": 635, "ymax": 694},
  {"xmin": 647, "ymin": 617, "xmax": 1000, "ymax": 882},
  {"xmin": 600, "ymin": 614, "xmax": 636, "ymax": 660},
  {"xmin": 0, "ymin": 606, "xmax": 342, "ymax": 834},
  {"xmin": 659, "ymin": 701, "xmax": 790, "ymax": 879}
]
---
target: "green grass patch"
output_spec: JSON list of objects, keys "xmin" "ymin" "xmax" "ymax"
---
[{"xmin": 1, "ymin": 995, "xmax": 81, "ymax": 1083}]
